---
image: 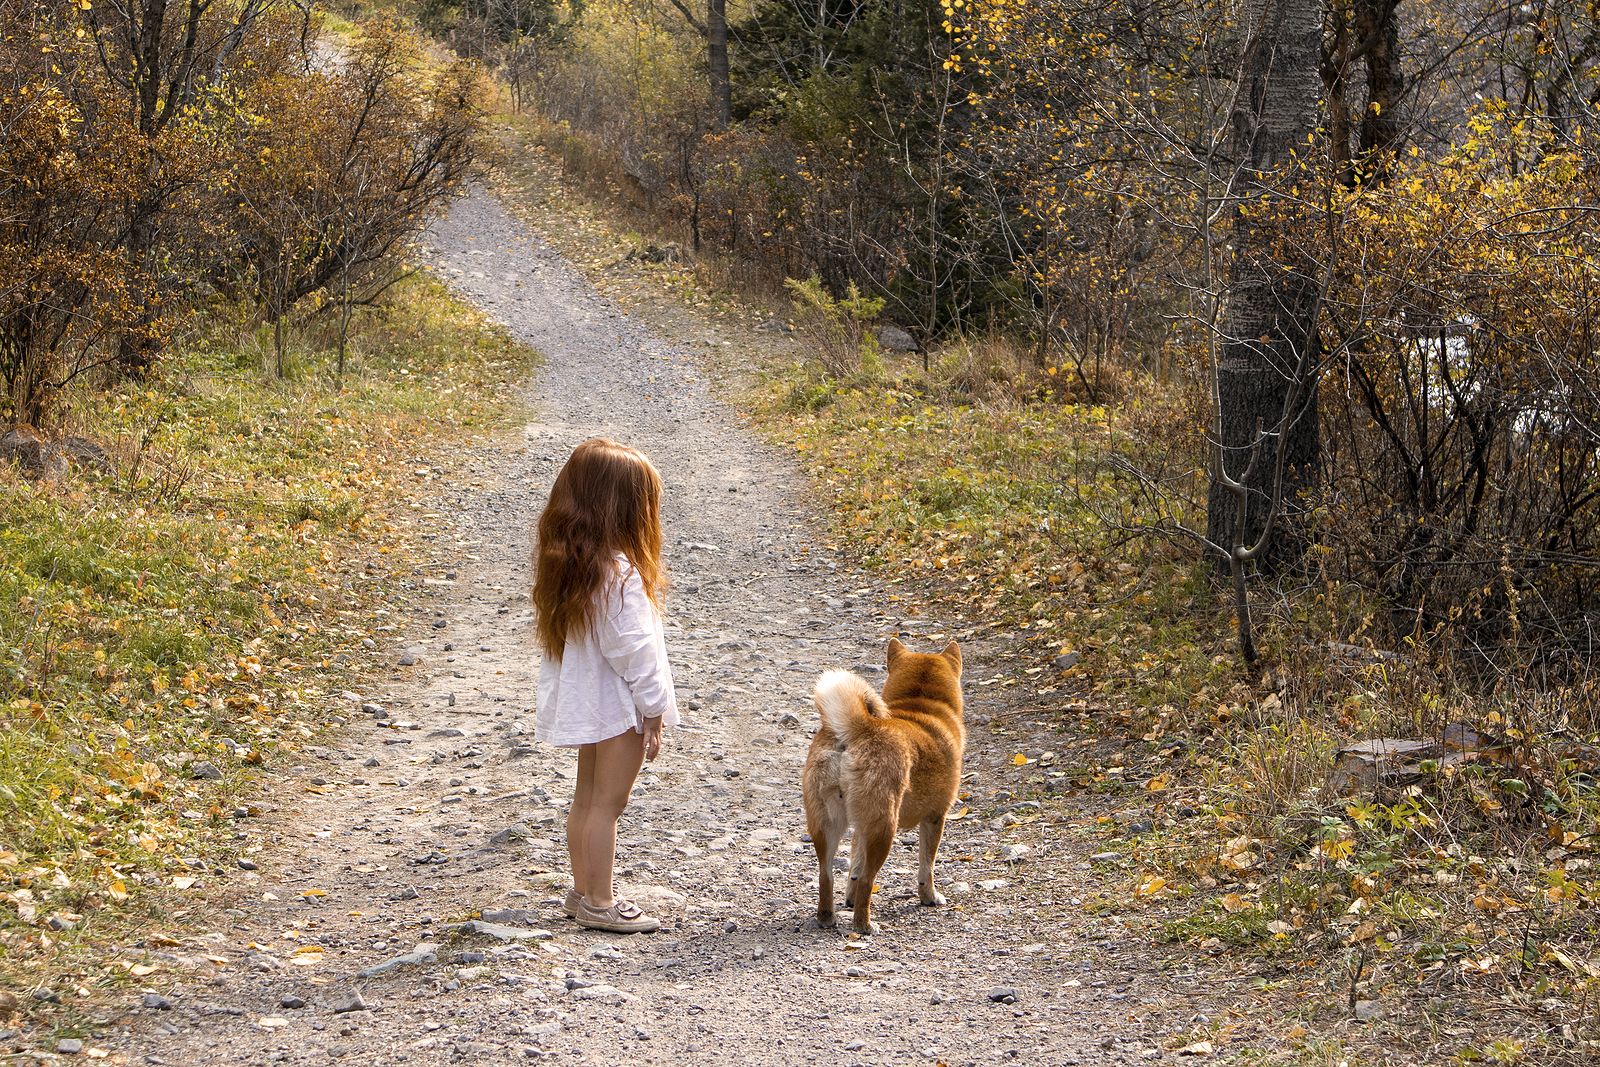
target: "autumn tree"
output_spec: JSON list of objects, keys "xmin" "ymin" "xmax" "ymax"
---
[
  {"xmin": 0, "ymin": 1, "xmax": 159, "ymax": 424},
  {"xmin": 227, "ymin": 18, "xmax": 481, "ymax": 376},
  {"xmin": 81, "ymin": 0, "xmax": 294, "ymax": 374}
]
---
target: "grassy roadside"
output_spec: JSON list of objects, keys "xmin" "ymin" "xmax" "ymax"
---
[{"xmin": 0, "ymin": 275, "xmax": 535, "ymax": 1018}]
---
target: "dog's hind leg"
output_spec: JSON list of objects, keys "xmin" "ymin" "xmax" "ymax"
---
[
  {"xmin": 917, "ymin": 813, "xmax": 948, "ymax": 906},
  {"xmin": 847, "ymin": 813, "xmax": 896, "ymax": 936},
  {"xmin": 843, "ymin": 834, "xmax": 865, "ymax": 911},
  {"xmin": 807, "ymin": 794, "xmax": 847, "ymax": 928}
]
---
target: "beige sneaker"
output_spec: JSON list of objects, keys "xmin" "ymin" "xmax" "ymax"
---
[
  {"xmin": 575, "ymin": 897, "xmax": 660, "ymax": 934},
  {"xmin": 562, "ymin": 888, "xmax": 583, "ymax": 918}
]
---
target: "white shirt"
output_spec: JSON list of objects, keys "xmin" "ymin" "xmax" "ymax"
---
[{"xmin": 535, "ymin": 556, "xmax": 680, "ymax": 747}]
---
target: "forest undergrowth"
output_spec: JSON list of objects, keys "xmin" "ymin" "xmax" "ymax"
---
[{"xmin": 0, "ymin": 279, "xmax": 535, "ymax": 1017}]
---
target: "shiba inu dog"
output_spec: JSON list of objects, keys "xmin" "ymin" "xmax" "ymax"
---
[{"xmin": 802, "ymin": 638, "xmax": 965, "ymax": 934}]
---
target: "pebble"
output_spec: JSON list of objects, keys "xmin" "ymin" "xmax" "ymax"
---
[
  {"xmin": 56, "ymin": 1038, "xmax": 83, "ymax": 1055},
  {"xmin": 237, "ymin": 858, "xmax": 258, "ymax": 871},
  {"xmin": 489, "ymin": 824, "xmax": 534, "ymax": 847},
  {"xmin": 398, "ymin": 647, "xmax": 424, "ymax": 667},
  {"xmin": 568, "ymin": 984, "xmax": 635, "ymax": 1005},
  {"xmin": 331, "ymin": 991, "xmax": 369, "ymax": 1014},
  {"xmin": 142, "ymin": 993, "xmax": 172, "ymax": 1010},
  {"xmin": 190, "ymin": 761, "xmax": 223, "ymax": 781},
  {"xmin": 361, "ymin": 703, "xmax": 386, "ymax": 717},
  {"xmin": 988, "ymin": 987, "xmax": 1018, "ymax": 1004},
  {"xmin": 1000, "ymin": 844, "xmax": 1031, "ymax": 863},
  {"xmin": 280, "ymin": 995, "xmax": 307, "ymax": 1009}
]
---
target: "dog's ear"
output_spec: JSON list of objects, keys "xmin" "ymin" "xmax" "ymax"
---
[
  {"xmin": 886, "ymin": 637, "xmax": 908, "ymax": 667},
  {"xmin": 940, "ymin": 640, "xmax": 962, "ymax": 674}
]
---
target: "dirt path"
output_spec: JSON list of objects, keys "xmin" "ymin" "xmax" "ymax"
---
[{"xmin": 103, "ymin": 190, "xmax": 1176, "ymax": 1066}]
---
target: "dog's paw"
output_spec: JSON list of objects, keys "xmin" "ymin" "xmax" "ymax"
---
[
  {"xmin": 919, "ymin": 889, "xmax": 947, "ymax": 907},
  {"xmin": 851, "ymin": 919, "xmax": 881, "ymax": 937}
]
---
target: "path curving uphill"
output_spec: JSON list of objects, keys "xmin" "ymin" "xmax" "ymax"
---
[{"xmin": 111, "ymin": 190, "xmax": 1158, "ymax": 1066}]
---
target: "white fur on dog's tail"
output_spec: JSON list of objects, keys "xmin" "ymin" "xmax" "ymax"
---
[{"xmin": 814, "ymin": 670, "xmax": 889, "ymax": 744}]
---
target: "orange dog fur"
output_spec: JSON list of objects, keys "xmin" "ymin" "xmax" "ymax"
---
[{"xmin": 802, "ymin": 638, "xmax": 965, "ymax": 934}]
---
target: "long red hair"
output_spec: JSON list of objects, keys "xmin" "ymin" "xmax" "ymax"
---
[{"xmin": 532, "ymin": 438, "xmax": 666, "ymax": 658}]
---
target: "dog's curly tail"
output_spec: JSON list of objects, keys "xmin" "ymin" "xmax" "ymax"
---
[{"xmin": 814, "ymin": 669, "xmax": 888, "ymax": 743}]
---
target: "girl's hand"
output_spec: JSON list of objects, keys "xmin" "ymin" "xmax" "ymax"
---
[{"xmin": 641, "ymin": 716, "xmax": 664, "ymax": 761}]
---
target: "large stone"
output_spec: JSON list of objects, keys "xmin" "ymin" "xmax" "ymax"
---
[
  {"xmin": 1, "ymin": 426, "xmax": 63, "ymax": 481},
  {"xmin": 874, "ymin": 324, "xmax": 918, "ymax": 352},
  {"xmin": 479, "ymin": 908, "xmax": 540, "ymax": 925},
  {"xmin": 627, "ymin": 885, "xmax": 687, "ymax": 909},
  {"xmin": 357, "ymin": 942, "xmax": 438, "ymax": 978},
  {"xmin": 1326, "ymin": 738, "xmax": 1442, "ymax": 794},
  {"xmin": 452, "ymin": 920, "xmax": 553, "ymax": 941},
  {"xmin": 568, "ymin": 984, "xmax": 635, "ymax": 1005}
]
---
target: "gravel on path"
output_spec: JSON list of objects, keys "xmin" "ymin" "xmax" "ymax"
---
[{"xmin": 104, "ymin": 190, "xmax": 1167, "ymax": 1066}]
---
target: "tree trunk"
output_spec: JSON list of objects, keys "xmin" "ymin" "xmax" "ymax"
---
[
  {"xmin": 1355, "ymin": 0, "xmax": 1404, "ymax": 173},
  {"xmin": 1205, "ymin": 0, "xmax": 1325, "ymax": 565},
  {"xmin": 708, "ymin": 0, "xmax": 731, "ymax": 129}
]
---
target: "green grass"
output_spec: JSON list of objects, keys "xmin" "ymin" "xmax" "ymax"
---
[
  {"xmin": 745, "ymin": 365, "xmax": 1236, "ymax": 720},
  {"xmin": 0, "ymin": 274, "xmax": 535, "ymax": 1003}
]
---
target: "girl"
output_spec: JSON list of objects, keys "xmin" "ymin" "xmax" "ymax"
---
[{"xmin": 532, "ymin": 438, "xmax": 679, "ymax": 934}]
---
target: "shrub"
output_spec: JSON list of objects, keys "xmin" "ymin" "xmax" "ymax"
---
[{"xmin": 784, "ymin": 275, "xmax": 885, "ymax": 379}]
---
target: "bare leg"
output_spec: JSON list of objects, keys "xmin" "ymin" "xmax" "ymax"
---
[
  {"xmin": 575, "ymin": 729, "xmax": 645, "ymax": 910},
  {"xmin": 567, "ymin": 743, "xmax": 598, "ymax": 897},
  {"xmin": 917, "ymin": 814, "xmax": 947, "ymax": 906}
]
